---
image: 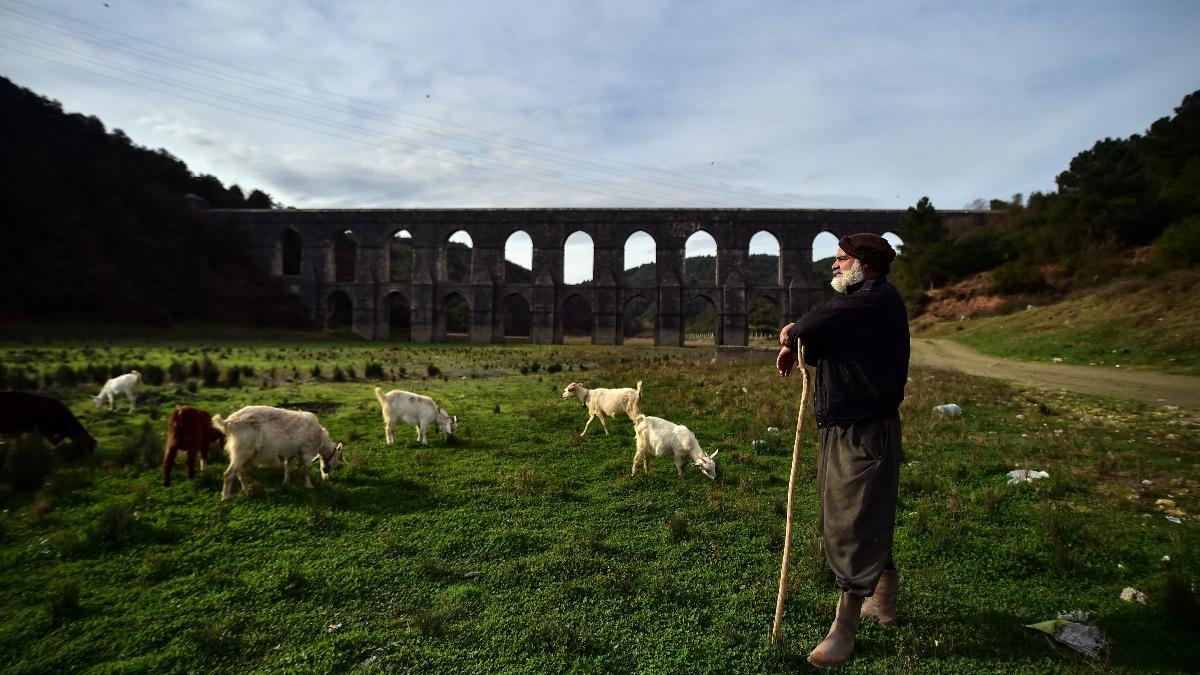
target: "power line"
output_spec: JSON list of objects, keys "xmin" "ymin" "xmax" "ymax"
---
[
  {"xmin": 0, "ymin": 41, "xmax": 689, "ymax": 207},
  {"xmin": 0, "ymin": 33, "xmax": 729, "ymax": 207},
  {"xmin": 0, "ymin": 1, "xmax": 831, "ymax": 207}
]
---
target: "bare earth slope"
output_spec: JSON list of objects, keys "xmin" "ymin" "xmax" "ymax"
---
[{"xmin": 911, "ymin": 338, "xmax": 1200, "ymax": 412}]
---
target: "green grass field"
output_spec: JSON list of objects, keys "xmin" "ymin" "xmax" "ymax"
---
[
  {"xmin": 1, "ymin": 339, "xmax": 1197, "ymax": 673},
  {"xmin": 915, "ymin": 270, "xmax": 1200, "ymax": 375}
]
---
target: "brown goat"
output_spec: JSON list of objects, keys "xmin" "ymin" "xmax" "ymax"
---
[{"xmin": 162, "ymin": 406, "xmax": 223, "ymax": 487}]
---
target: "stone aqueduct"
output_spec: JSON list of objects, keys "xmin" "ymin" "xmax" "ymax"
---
[{"xmin": 214, "ymin": 208, "xmax": 985, "ymax": 345}]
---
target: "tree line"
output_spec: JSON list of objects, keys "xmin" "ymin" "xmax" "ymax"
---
[{"xmin": 892, "ymin": 89, "xmax": 1200, "ymax": 311}]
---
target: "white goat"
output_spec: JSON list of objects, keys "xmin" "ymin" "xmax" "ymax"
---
[
  {"xmin": 374, "ymin": 387, "xmax": 457, "ymax": 445},
  {"xmin": 562, "ymin": 380, "xmax": 642, "ymax": 436},
  {"xmin": 94, "ymin": 371, "xmax": 142, "ymax": 413},
  {"xmin": 631, "ymin": 414, "xmax": 718, "ymax": 479},
  {"xmin": 211, "ymin": 405, "xmax": 343, "ymax": 501}
]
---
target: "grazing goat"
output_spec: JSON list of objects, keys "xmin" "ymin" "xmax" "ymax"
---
[
  {"xmin": 162, "ymin": 406, "xmax": 224, "ymax": 487},
  {"xmin": 211, "ymin": 405, "xmax": 343, "ymax": 501},
  {"xmin": 562, "ymin": 380, "xmax": 642, "ymax": 436},
  {"xmin": 374, "ymin": 387, "xmax": 457, "ymax": 445},
  {"xmin": 631, "ymin": 414, "xmax": 718, "ymax": 480},
  {"xmin": 94, "ymin": 371, "xmax": 142, "ymax": 413},
  {"xmin": 0, "ymin": 392, "xmax": 98, "ymax": 453}
]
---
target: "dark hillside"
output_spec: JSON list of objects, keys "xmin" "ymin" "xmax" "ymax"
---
[{"xmin": 0, "ymin": 76, "xmax": 303, "ymax": 326}]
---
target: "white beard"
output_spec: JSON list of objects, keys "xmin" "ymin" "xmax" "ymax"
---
[{"xmin": 830, "ymin": 260, "xmax": 865, "ymax": 294}]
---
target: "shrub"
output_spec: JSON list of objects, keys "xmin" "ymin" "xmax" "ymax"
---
[
  {"xmin": 414, "ymin": 601, "xmax": 451, "ymax": 637},
  {"xmin": 221, "ymin": 367, "xmax": 240, "ymax": 387},
  {"xmin": 1152, "ymin": 216, "xmax": 1200, "ymax": 271},
  {"xmin": 140, "ymin": 364, "xmax": 165, "ymax": 386},
  {"xmin": 666, "ymin": 513, "xmax": 690, "ymax": 542},
  {"xmin": 53, "ymin": 365, "xmax": 79, "ymax": 387},
  {"xmin": 1, "ymin": 433, "xmax": 54, "ymax": 491},
  {"xmin": 365, "ymin": 362, "xmax": 385, "ymax": 379},
  {"xmin": 119, "ymin": 421, "xmax": 160, "ymax": 469},
  {"xmin": 426, "ymin": 363, "xmax": 441, "ymax": 378},
  {"xmin": 277, "ymin": 564, "xmax": 308, "ymax": 597},
  {"xmin": 332, "ymin": 366, "xmax": 345, "ymax": 382},
  {"xmin": 167, "ymin": 361, "xmax": 188, "ymax": 383},
  {"xmin": 311, "ymin": 365, "xmax": 322, "ymax": 379},
  {"xmin": 992, "ymin": 259, "xmax": 1048, "ymax": 294},
  {"xmin": 947, "ymin": 227, "xmax": 1017, "ymax": 279},
  {"xmin": 201, "ymin": 360, "xmax": 220, "ymax": 388},
  {"xmin": 141, "ymin": 552, "xmax": 174, "ymax": 581},
  {"xmin": 49, "ymin": 581, "xmax": 81, "ymax": 621},
  {"xmin": 5, "ymin": 367, "xmax": 38, "ymax": 390},
  {"xmin": 97, "ymin": 500, "xmax": 135, "ymax": 546}
]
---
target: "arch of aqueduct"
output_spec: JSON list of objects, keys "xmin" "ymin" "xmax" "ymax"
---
[{"xmin": 213, "ymin": 208, "xmax": 985, "ymax": 345}]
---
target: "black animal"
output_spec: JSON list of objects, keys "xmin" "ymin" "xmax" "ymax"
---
[{"xmin": 0, "ymin": 392, "xmax": 98, "ymax": 453}]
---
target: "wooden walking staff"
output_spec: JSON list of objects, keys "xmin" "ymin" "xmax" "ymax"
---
[{"xmin": 771, "ymin": 344, "xmax": 810, "ymax": 645}]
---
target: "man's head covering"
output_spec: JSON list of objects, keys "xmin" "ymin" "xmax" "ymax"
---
[{"xmin": 838, "ymin": 233, "xmax": 897, "ymax": 275}]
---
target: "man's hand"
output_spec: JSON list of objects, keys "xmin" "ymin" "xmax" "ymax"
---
[
  {"xmin": 778, "ymin": 323, "xmax": 795, "ymax": 347},
  {"xmin": 776, "ymin": 346, "xmax": 798, "ymax": 378}
]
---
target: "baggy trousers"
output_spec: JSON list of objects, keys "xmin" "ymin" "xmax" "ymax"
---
[{"xmin": 817, "ymin": 413, "xmax": 902, "ymax": 597}]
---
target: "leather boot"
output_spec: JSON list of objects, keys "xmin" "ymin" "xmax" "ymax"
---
[
  {"xmin": 807, "ymin": 592, "xmax": 863, "ymax": 669},
  {"xmin": 859, "ymin": 569, "xmax": 898, "ymax": 627}
]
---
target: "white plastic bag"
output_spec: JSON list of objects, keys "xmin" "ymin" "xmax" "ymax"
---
[
  {"xmin": 932, "ymin": 403, "xmax": 963, "ymax": 418},
  {"xmin": 1007, "ymin": 469, "xmax": 1050, "ymax": 484}
]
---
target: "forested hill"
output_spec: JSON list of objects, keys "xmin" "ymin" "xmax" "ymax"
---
[
  {"xmin": 0, "ymin": 76, "xmax": 304, "ymax": 326},
  {"xmin": 891, "ymin": 89, "xmax": 1200, "ymax": 312}
]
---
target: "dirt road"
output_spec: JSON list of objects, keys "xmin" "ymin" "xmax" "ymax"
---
[{"xmin": 910, "ymin": 338, "xmax": 1200, "ymax": 412}]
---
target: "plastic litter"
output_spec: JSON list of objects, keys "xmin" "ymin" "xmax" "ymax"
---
[
  {"xmin": 464, "ymin": 571, "xmax": 481, "ymax": 579},
  {"xmin": 932, "ymin": 403, "xmax": 962, "ymax": 418},
  {"xmin": 1120, "ymin": 587, "xmax": 1148, "ymax": 604},
  {"xmin": 1025, "ymin": 611, "xmax": 1105, "ymax": 659},
  {"xmin": 1166, "ymin": 516, "xmax": 1183, "ymax": 524},
  {"xmin": 1007, "ymin": 469, "xmax": 1050, "ymax": 484}
]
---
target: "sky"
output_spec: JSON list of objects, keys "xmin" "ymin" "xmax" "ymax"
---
[{"xmin": 3, "ymin": 0, "xmax": 1199, "ymax": 275}]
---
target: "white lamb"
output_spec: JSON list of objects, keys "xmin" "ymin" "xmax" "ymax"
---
[
  {"xmin": 94, "ymin": 371, "xmax": 142, "ymax": 413},
  {"xmin": 562, "ymin": 380, "xmax": 642, "ymax": 436},
  {"xmin": 374, "ymin": 387, "xmax": 457, "ymax": 445},
  {"xmin": 631, "ymin": 414, "xmax": 718, "ymax": 480}
]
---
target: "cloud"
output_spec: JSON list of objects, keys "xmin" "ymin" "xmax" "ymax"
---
[{"xmin": 2, "ymin": 0, "xmax": 1198, "ymax": 211}]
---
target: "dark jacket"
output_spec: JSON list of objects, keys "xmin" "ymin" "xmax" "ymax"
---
[{"xmin": 786, "ymin": 276, "xmax": 909, "ymax": 427}]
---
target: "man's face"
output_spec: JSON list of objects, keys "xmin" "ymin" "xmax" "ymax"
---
[{"xmin": 830, "ymin": 248, "xmax": 863, "ymax": 293}]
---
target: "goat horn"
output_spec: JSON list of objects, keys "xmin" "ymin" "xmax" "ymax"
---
[{"xmin": 709, "ymin": 449, "xmax": 719, "ymax": 458}]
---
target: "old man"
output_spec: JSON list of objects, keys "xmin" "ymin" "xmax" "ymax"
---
[{"xmin": 777, "ymin": 233, "xmax": 909, "ymax": 668}]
